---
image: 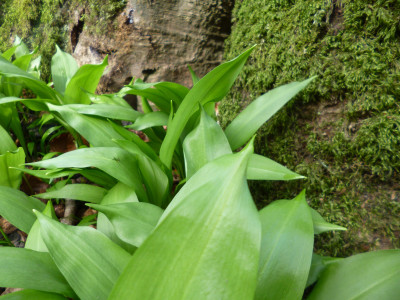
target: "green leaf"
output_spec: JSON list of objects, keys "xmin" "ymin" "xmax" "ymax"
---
[
  {"xmin": 0, "ymin": 247, "xmax": 76, "ymax": 298},
  {"xmin": 225, "ymin": 76, "xmax": 317, "ymax": 150},
  {"xmin": 124, "ymin": 81, "xmax": 189, "ymax": 113},
  {"xmin": 188, "ymin": 65, "xmax": 200, "ymax": 85},
  {"xmin": 64, "ymin": 56, "xmax": 108, "ymax": 104},
  {"xmin": 97, "ymin": 182, "xmax": 138, "ymax": 253},
  {"xmin": 0, "ymin": 56, "xmax": 58, "ymax": 100},
  {"xmin": 308, "ymin": 250, "xmax": 400, "ymax": 300},
  {"xmin": 28, "ymin": 147, "xmax": 148, "ymax": 202},
  {"xmin": 306, "ymin": 254, "xmax": 342, "ymax": 287},
  {"xmin": 183, "ymin": 106, "xmax": 231, "ymax": 178},
  {"xmin": 67, "ymin": 103, "xmax": 141, "ymax": 121},
  {"xmin": 109, "ymin": 140, "xmax": 260, "ymax": 300},
  {"xmin": 0, "ymin": 186, "xmax": 45, "ymax": 233},
  {"xmin": 0, "ymin": 148, "xmax": 25, "ymax": 189},
  {"xmin": 311, "ymin": 208, "xmax": 347, "ymax": 234},
  {"xmin": 51, "ymin": 45, "xmax": 78, "ymax": 95},
  {"xmin": 247, "ymin": 154, "xmax": 305, "ymax": 181},
  {"xmin": 1, "ymin": 45, "xmax": 19, "ymax": 61},
  {"xmin": 47, "ymin": 103, "xmax": 125, "ymax": 147},
  {"xmin": 160, "ymin": 46, "xmax": 255, "ymax": 168},
  {"xmin": 13, "ymin": 36, "xmax": 29, "ymax": 58},
  {"xmin": 34, "ymin": 211, "xmax": 130, "ymax": 300},
  {"xmin": 34, "ymin": 184, "xmax": 107, "ymax": 203},
  {"xmin": 256, "ymin": 190, "xmax": 314, "ymax": 300},
  {"xmin": 0, "ymin": 124, "xmax": 17, "ymax": 153},
  {"xmin": 114, "ymin": 139, "xmax": 169, "ymax": 206},
  {"xmin": 88, "ymin": 202, "xmax": 163, "ymax": 247},
  {"xmin": 0, "ymin": 289, "xmax": 69, "ymax": 300},
  {"xmin": 126, "ymin": 111, "xmax": 169, "ymax": 131},
  {"xmin": 25, "ymin": 201, "xmax": 58, "ymax": 252}
]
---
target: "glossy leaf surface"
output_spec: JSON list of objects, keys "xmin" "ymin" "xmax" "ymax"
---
[
  {"xmin": 183, "ymin": 107, "xmax": 231, "ymax": 178},
  {"xmin": 247, "ymin": 154, "xmax": 305, "ymax": 181},
  {"xmin": 311, "ymin": 208, "xmax": 347, "ymax": 234},
  {"xmin": 0, "ymin": 247, "xmax": 75, "ymax": 298},
  {"xmin": 0, "ymin": 290, "xmax": 68, "ymax": 300},
  {"xmin": 89, "ymin": 202, "xmax": 163, "ymax": 247},
  {"xmin": 308, "ymin": 250, "xmax": 400, "ymax": 300},
  {"xmin": 225, "ymin": 77, "xmax": 316, "ymax": 150},
  {"xmin": 256, "ymin": 191, "xmax": 314, "ymax": 300},
  {"xmin": 0, "ymin": 147, "xmax": 25, "ymax": 189},
  {"xmin": 35, "ymin": 184, "xmax": 107, "ymax": 203},
  {"xmin": 109, "ymin": 141, "xmax": 260, "ymax": 300},
  {"xmin": 35, "ymin": 211, "xmax": 130, "ymax": 300},
  {"xmin": 28, "ymin": 147, "xmax": 147, "ymax": 202},
  {"xmin": 51, "ymin": 45, "xmax": 78, "ymax": 95},
  {"xmin": 160, "ymin": 46, "xmax": 255, "ymax": 168},
  {"xmin": 0, "ymin": 289, "xmax": 68, "ymax": 300},
  {"xmin": 64, "ymin": 56, "xmax": 108, "ymax": 104},
  {"xmin": 0, "ymin": 186, "xmax": 45, "ymax": 233}
]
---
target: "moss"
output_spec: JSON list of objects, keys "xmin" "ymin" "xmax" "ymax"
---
[
  {"xmin": 221, "ymin": 0, "xmax": 400, "ymax": 256},
  {"xmin": 0, "ymin": 0, "xmax": 127, "ymax": 80}
]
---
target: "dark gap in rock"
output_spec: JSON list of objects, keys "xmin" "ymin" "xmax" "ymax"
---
[
  {"xmin": 71, "ymin": 11, "xmax": 85, "ymax": 52},
  {"xmin": 142, "ymin": 68, "xmax": 157, "ymax": 81}
]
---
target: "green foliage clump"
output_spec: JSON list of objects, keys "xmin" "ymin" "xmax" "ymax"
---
[{"xmin": 221, "ymin": 0, "xmax": 400, "ymax": 256}]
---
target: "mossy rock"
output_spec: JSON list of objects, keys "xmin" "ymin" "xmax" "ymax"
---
[
  {"xmin": 0, "ymin": 0, "xmax": 127, "ymax": 80},
  {"xmin": 220, "ymin": 0, "xmax": 400, "ymax": 256}
]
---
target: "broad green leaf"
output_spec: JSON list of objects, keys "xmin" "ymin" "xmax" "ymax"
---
[
  {"xmin": 0, "ymin": 289, "xmax": 68, "ymax": 300},
  {"xmin": 183, "ymin": 107, "xmax": 231, "ymax": 178},
  {"xmin": 0, "ymin": 147, "xmax": 25, "ymax": 189},
  {"xmin": 67, "ymin": 103, "xmax": 141, "ymax": 121},
  {"xmin": 225, "ymin": 77, "xmax": 317, "ymax": 150},
  {"xmin": 247, "ymin": 154, "xmax": 305, "ymax": 181},
  {"xmin": 109, "ymin": 121, "xmax": 159, "ymax": 162},
  {"xmin": 47, "ymin": 103, "xmax": 124, "ymax": 147},
  {"xmin": 0, "ymin": 56, "xmax": 58, "ymax": 100},
  {"xmin": 0, "ymin": 186, "xmax": 45, "ymax": 233},
  {"xmin": 126, "ymin": 111, "xmax": 169, "ymax": 131},
  {"xmin": 34, "ymin": 211, "xmax": 130, "ymax": 300},
  {"xmin": 109, "ymin": 140, "xmax": 260, "ymax": 300},
  {"xmin": 34, "ymin": 184, "xmax": 107, "ymax": 203},
  {"xmin": 97, "ymin": 182, "xmax": 138, "ymax": 253},
  {"xmin": 87, "ymin": 92, "xmax": 131, "ymax": 107},
  {"xmin": 306, "ymin": 254, "xmax": 342, "ymax": 287},
  {"xmin": 28, "ymin": 147, "xmax": 148, "ymax": 202},
  {"xmin": 88, "ymin": 202, "xmax": 163, "ymax": 247},
  {"xmin": 311, "ymin": 208, "xmax": 347, "ymax": 234},
  {"xmin": 13, "ymin": 36, "xmax": 29, "ymax": 58},
  {"xmin": 26, "ymin": 201, "xmax": 58, "ymax": 252},
  {"xmin": 114, "ymin": 139, "xmax": 169, "ymax": 206},
  {"xmin": 308, "ymin": 250, "xmax": 400, "ymax": 300},
  {"xmin": 0, "ymin": 124, "xmax": 17, "ymax": 153},
  {"xmin": 64, "ymin": 56, "xmax": 108, "ymax": 104},
  {"xmin": 256, "ymin": 190, "xmax": 314, "ymax": 300},
  {"xmin": 124, "ymin": 81, "xmax": 189, "ymax": 113},
  {"xmin": 1, "ymin": 45, "xmax": 19, "ymax": 61},
  {"xmin": 0, "ymin": 96, "xmax": 57, "ymax": 111},
  {"xmin": 160, "ymin": 46, "xmax": 255, "ymax": 168},
  {"xmin": 51, "ymin": 45, "xmax": 78, "ymax": 95},
  {"xmin": 0, "ymin": 247, "xmax": 76, "ymax": 298}
]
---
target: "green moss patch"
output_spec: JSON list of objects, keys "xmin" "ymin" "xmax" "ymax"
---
[{"xmin": 221, "ymin": 0, "xmax": 400, "ymax": 256}]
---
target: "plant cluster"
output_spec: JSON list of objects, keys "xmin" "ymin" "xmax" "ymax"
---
[
  {"xmin": 220, "ymin": 0, "xmax": 400, "ymax": 256},
  {"xmin": 0, "ymin": 38, "xmax": 399, "ymax": 299}
]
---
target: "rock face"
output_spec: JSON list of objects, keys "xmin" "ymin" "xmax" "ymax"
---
[{"xmin": 71, "ymin": 0, "xmax": 234, "ymax": 93}]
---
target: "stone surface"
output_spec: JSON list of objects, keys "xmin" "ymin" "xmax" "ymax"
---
[{"xmin": 71, "ymin": 0, "xmax": 234, "ymax": 93}]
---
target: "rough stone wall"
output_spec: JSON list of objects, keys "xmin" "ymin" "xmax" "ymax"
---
[
  {"xmin": 72, "ymin": 0, "xmax": 233, "ymax": 92},
  {"xmin": 221, "ymin": 0, "xmax": 400, "ymax": 256},
  {"xmin": 0, "ymin": 0, "xmax": 233, "ymax": 91}
]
